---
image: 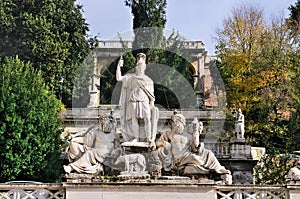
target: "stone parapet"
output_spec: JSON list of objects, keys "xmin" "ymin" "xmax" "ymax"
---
[
  {"xmin": 63, "ymin": 181, "xmax": 217, "ymax": 199},
  {"xmin": 1, "ymin": 182, "xmax": 299, "ymax": 199},
  {"xmin": 63, "ymin": 108, "xmax": 226, "ymax": 127}
]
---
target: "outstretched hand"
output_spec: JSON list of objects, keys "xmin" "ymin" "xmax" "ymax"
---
[{"xmin": 117, "ymin": 56, "xmax": 124, "ymax": 68}]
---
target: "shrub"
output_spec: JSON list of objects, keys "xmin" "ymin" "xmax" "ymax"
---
[{"xmin": 0, "ymin": 57, "xmax": 64, "ymax": 182}]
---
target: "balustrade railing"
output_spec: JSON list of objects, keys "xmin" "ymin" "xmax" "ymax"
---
[
  {"xmin": 205, "ymin": 142, "xmax": 231, "ymax": 158},
  {"xmin": 216, "ymin": 185, "xmax": 289, "ymax": 199},
  {"xmin": 0, "ymin": 183, "xmax": 296, "ymax": 199},
  {"xmin": 0, "ymin": 183, "xmax": 65, "ymax": 199}
]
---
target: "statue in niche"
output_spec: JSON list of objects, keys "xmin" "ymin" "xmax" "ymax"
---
[
  {"xmin": 63, "ymin": 113, "xmax": 120, "ymax": 175},
  {"xmin": 234, "ymin": 108, "xmax": 245, "ymax": 139},
  {"xmin": 116, "ymin": 53, "xmax": 159, "ymax": 146},
  {"xmin": 156, "ymin": 114, "xmax": 232, "ymax": 183}
]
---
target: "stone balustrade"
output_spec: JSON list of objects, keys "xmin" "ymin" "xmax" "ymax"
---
[
  {"xmin": 0, "ymin": 182, "xmax": 299, "ymax": 199},
  {"xmin": 205, "ymin": 142, "xmax": 231, "ymax": 158},
  {"xmin": 96, "ymin": 40, "xmax": 204, "ymax": 50},
  {"xmin": 63, "ymin": 107, "xmax": 225, "ymax": 127},
  {"xmin": 0, "ymin": 183, "xmax": 64, "ymax": 199}
]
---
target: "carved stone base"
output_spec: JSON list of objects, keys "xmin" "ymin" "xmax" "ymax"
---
[
  {"xmin": 121, "ymin": 141, "xmax": 151, "ymax": 147},
  {"xmin": 64, "ymin": 173, "xmax": 102, "ymax": 183},
  {"xmin": 121, "ymin": 141, "xmax": 153, "ymax": 153},
  {"xmin": 159, "ymin": 175, "xmax": 215, "ymax": 184},
  {"xmin": 159, "ymin": 176, "xmax": 190, "ymax": 180},
  {"xmin": 232, "ymin": 171, "xmax": 253, "ymax": 184},
  {"xmin": 118, "ymin": 171, "xmax": 150, "ymax": 180}
]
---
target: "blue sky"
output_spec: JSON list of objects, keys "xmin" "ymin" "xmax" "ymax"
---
[{"xmin": 77, "ymin": 0, "xmax": 296, "ymax": 54}]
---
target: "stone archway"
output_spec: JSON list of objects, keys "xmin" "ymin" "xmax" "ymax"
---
[{"xmin": 88, "ymin": 40, "xmax": 220, "ymax": 108}]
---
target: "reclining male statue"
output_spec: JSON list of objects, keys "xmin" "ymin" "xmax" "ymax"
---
[
  {"xmin": 156, "ymin": 114, "xmax": 232, "ymax": 184},
  {"xmin": 63, "ymin": 115, "xmax": 120, "ymax": 175}
]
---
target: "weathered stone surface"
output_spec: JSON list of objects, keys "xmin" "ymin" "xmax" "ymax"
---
[
  {"xmin": 121, "ymin": 141, "xmax": 151, "ymax": 148},
  {"xmin": 64, "ymin": 173, "xmax": 102, "ymax": 183},
  {"xmin": 118, "ymin": 171, "xmax": 150, "ymax": 181},
  {"xmin": 232, "ymin": 171, "xmax": 253, "ymax": 184},
  {"xmin": 116, "ymin": 53, "xmax": 158, "ymax": 143},
  {"xmin": 156, "ymin": 114, "xmax": 232, "ymax": 184},
  {"xmin": 230, "ymin": 142, "xmax": 252, "ymax": 159},
  {"xmin": 65, "ymin": 183, "xmax": 216, "ymax": 199},
  {"xmin": 115, "ymin": 153, "xmax": 147, "ymax": 173},
  {"xmin": 62, "ymin": 114, "xmax": 121, "ymax": 175}
]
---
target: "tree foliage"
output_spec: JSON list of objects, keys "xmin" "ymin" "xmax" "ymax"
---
[
  {"xmin": 125, "ymin": 0, "xmax": 166, "ymax": 50},
  {"xmin": 100, "ymin": 0, "xmax": 195, "ymax": 109},
  {"xmin": 254, "ymin": 154, "xmax": 299, "ymax": 185},
  {"xmin": 0, "ymin": 57, "xmax": 64, "ymax": 182},
  {"xmin": 0, "ymin": 0, "xmax": 91, "ymax": 107},
  {"xmin": 215, "ymin": 3, "xmax": 300, "ymax": 153},
  {"xmin": 288, "ymin": 0, "xmax": 300, "ymax": 33},
  {"xmin": 215, "ymin": 3, "xmax": 266, "ymax": 110}
]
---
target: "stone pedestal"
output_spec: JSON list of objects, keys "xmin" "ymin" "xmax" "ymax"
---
[
  {"xmin": 121, "ymin": 142, "xmax": 152, "ymax": 153},
  {"xmin": 230, "ymin": 140, "xmax": 252, "ymax": 159},
  {"xmin": 64, "ymin": 173, "xmax": 102, "ymax": 183},
  {"xmin": 64, "ymin": 182, "xmax": 216, "ymax": 199},
  {"xmin": 219, "ymin": 159, "xmax": 257, "ymax": 184},
  {"xmin": 218, "ymin": 141, "xmax": 256, "ymax": 184},
  {"xmin": 118, "ymin": 171, "xmax": 150, "ymax": 181},
  {"xmin": 120, "ymin": 142, "xmax": 162, "ymax": 179},
  {"xmin": 287, "ymin": 182, "xmax": 300, "ymax": 199},
  {"xmin": 87, "ymin": 91, "xmax": 100, "ymax": 108}
]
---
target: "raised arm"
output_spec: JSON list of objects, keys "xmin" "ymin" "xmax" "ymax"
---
[{"xmin": 116, "ymin": 56, "xmax": 124, "ymax": 81}]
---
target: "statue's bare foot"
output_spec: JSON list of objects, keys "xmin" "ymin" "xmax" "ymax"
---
[
  {"xmin": 63, "ymin": 165, "xmax": 72, "ymax": 174},
  {"xmin": 131, "ymin": 139, "xmax": 138, "ymax": 143}
]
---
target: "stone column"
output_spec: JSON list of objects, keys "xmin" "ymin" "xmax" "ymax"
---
[
  {"xmin": 197, "ymin": 53, "xmax": 206, "ymax": 93},
  {"xmin": 196, "ymin": 53, "xmax": 206, "ymax": 109},
  {"xmin": 87, "ymin": 54, "xmax": 100, "ymax": 108}
]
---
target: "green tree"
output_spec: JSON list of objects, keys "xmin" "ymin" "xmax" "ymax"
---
[
  {"xmin": 288, "ymin": 0, "xmax": 300, "ymax": 33},
  {"xmin": 0, "ymin": 57, "xmax": 64, "ymax": 182},
  {"xmin": 287, "ymin": 0, "xmax": 300, "ymax": 152},
  {"xmin": 125, "ymin": 0, "xmax": 166, "ymax": 51},
  {"xmin": 254, "ymin": 154, "xmax": 299, "ymax": 185},
  {"xmin": 215, "ymin": 3, "xmax": 299, "ymax": 152},
  {"xmin": 0, "ymin": 0, "xmax": 90, "ymax": 107},
  {"xmin": 100, "ymin": 0, "xmax": 195, "ymax": 109},
  {"xmin": 215, "ymin": 3, "xmax": 266, "ymax": 111}
]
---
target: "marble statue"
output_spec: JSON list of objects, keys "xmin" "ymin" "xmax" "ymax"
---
[
  {"xmin": 156, "ymin": 114, "xmax": 231, "ymax": 180},
  {"xmin": 114, "ymin": 153, "xmax": 146, "ymax": 173},
  {"xmin": 287, "ymin": 167, "xmax": 300, "ymax": 181},
  {"xmin": 63, "ymin": 114, "xmax": 120, "ymax": 175},
  {"xmin": 116, "ymin": 53, "xmax": 159, "ymax": 145},
  {"xmin": 235, "ymin": 108, "xmax": 245, "ymax": 139}
]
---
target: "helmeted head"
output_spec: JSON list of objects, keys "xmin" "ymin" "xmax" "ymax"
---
[
  {"xmin": 136, "ymin": 53, "xmax": 146, "ymax": 62},
  {"xmin": 136, "ymin": 53, "xmax": 147, "ymax": 75}
]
